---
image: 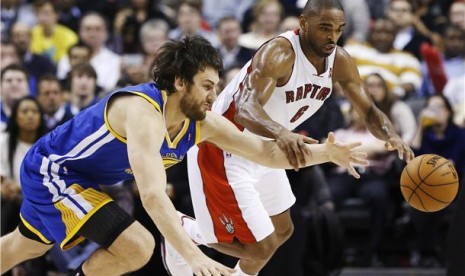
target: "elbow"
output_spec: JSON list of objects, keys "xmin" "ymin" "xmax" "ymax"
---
[{"xmin": 140, "ymin": 192, "xmax": 159, "ymax": 210}]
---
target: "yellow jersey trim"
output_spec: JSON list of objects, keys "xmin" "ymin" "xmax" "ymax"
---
[
  {"xmin": 195, "ymin": 121, "xmax": 201, "ymax": 144},
  {"xmin": 20, "ymin": 214, "xmax": 52, "ymax": 244},
  {"xmin": 103, "ymin": 91, "xmax": 163, "ymax": 144},
  {"xmin": 60, "ymin": 199, "xmax": 113, "ymax": 250}
]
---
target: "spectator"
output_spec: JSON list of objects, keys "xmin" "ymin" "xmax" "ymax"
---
[
  {"xmin": 1, "ymin": 64, "xmax": 30, "ymax": 125},
  {"xmin": 11, "ymin": 22, "xmax": 56, "ymax": 94},
  {"xmin": 202, "ymin": 0, "xmax": 254, "ymax": 28},
  {"xmin": 443, "ymin": 74, "xmax": 465, "ymax": 126},
  {"xmin": 55, "ymin": 0, "xmax": 82, "ymax": 32},
  {"xmin": 0, "ymin": 96, "xmax": 46, "ymax": 275},
  {"xmin": 364, "ymin": 73, "xmax": 417, "ymax": 143},
  {"xmin": 216, "ymin": 16, "xmax": 254, "ymax": 71},
  {"xmin": 327, "ymin": 106, "xmax": 393, "ymax": 267},
  {"xmin": 344, "ymin": 18, "xmax": 422, "ymax": 98},
  {"xmin": 386, "ymin": 0, "xmax": 432, "ymax": 60},
  {"xmin": 66, "ymin": 62, "xmax": 99, "ymax": 115},
  {"xmin": 113, "ymin": 0, "xmax": 172, "ymax": 54},
  {"xmin": 139, "ymin": 19, "xmax": 169, "ymax": 70},
  {"xmin": 37, "ymin": 74, "xmax": 74, "ymax": 132},
  {"xmin": 421, "ymin": 25, "xmax": 465, "ymax": 97},
  {"xmin": 60, "ymin": 41, "xmax": 93, "ymax": 90},
  {"xmin": 117, "ymin": 19, "xmax": 169, "ymax": 87},
  {"xmin": 57, "ymin": 12, "xmax": 121, "ymax": 91},
  {"xmin": 0, "ymin": 41, "xmax": 20, "ymax": 70},
  {"xmin": 409, "ymin": 94, "xmax": 465, "ymax": 267},
  {"xmin": 449, "ymin": 1, "xmax": 465, "ymax": 31},
  {"xmin": 414, "ymin": 0, "xmax": 449, "ymax": 34},
  {"xmin": 168, "ymin": 0, "xmax": 218, "ymax": 47},
  {"xmin": 1, "ymin": 0, "xmax": 37, "ymax": 41},
  {"xmin": 280, "ymin": 15, "xmax": 299, "ymax": 32},
  {"xmin": 30, "ymin": 0, "xmax": 78, "ymax": 63},
  {"xmin": 238, "ymin": 0, "xmax": 283, "ymax": 50}
]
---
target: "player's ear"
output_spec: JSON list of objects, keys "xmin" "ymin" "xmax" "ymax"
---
[
  {"xmin": 299, "ymin": 14, "xmax": 307, "ymax": 31},
  {"xmin": 174, "ymin": 76, "xmax": 185, "ymax": 92}
]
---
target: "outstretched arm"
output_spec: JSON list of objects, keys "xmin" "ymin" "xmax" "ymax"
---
[
  {"xmin": 201, "ymin": 111, "xmax": 368, "ymax": 178},
  {"xmin": 333, "ymin": 47, "xmax": 414, "ymax": 162},
  {"xmin": 110, "ymin": 95, "xmax": 234, "ymax": 276},
  {"xmin": 234, "ymin": 38, "xmax": 318, "ymax": 170}
]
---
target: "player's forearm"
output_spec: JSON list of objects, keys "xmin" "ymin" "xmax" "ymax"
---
[
  {"xmin": 141, "ymin": 192, "xmax": 202, "ymax": 261},
  {"xmin": 365, "ymin": 106, "xmax": 399, "ymax": 141},
  {"xmin": 235, "ymin": 101, "xmax": 287, "ymax": 140},
  {"xmin": 261, "ymin": 142, "xmax": 331, "ymax": 169}
]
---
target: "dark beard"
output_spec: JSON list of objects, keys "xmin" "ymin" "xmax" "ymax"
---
[{"xmin": 180, "ymin": 93, "xmax": 206, "ymax": 120}]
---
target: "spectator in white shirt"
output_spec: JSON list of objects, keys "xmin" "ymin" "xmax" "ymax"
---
[{"xmin": 57, "ymin": 12, "xmax": 121, "ymax": 91}]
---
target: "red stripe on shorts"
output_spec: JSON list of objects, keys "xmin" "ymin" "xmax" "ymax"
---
[{"xmin": 197, "ymin": 101, "xmax": 256, "ymax": 243}]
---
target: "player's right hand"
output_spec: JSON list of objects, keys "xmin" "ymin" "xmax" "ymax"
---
[
  {"xmin": 189, "ymin": 255, "xmax": 235, "ymax": 276},
  {"xmin": 276, "ymin": 130, "xmax": 318, "ymax": 171}
]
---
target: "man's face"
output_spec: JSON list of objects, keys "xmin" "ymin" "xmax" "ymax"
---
[
  {"xmin": 177, "ymin": 4, "xmax": 201, "ymax": 35},
  {"xmin": 69, "ymin": 47, "xmax": 92, "ymax": 67},
  {"xmin": 299, "ymin": 9, "xmax": 345, "ymax": 58},
  {"xmin": 70, "ymin": 73, "xmax": 96, "ymax": 103},
  {"xmin": 444, "ymin": 28, "xmax": 465, "ymax": 58},
  {"xmin": 79, "ymin": 15, "xmax": 107, "ymax": 49},
  {"xmin": 179, "ymin": 67, "xmax": 219, "ymax": 120},
  {"xmin": 370, "ymin": 20, "xmax": 396, "ymax": 53},
  {"xmin": 387, "ymin": 1, "xmax": 413, "ymax": 28},
  {"xmin": 257, "ymin": 2, "xmax": 281, "ymax": 33},
  {"xmin": 141, "ymin": 29, "xmax": 167, "ymax": 56},
  {"xmin": 0, "ymin": 44, "xmax": 19, "ymax": 69},
  {"xmin": 37, "ymin": 3, "xmax": 58, "ymax": 28},
  {"xmin": 217, "ymin": 20, "xmax": 241, "ymax": 48},
  {"xmin": 450, "ymin": 3, "xmax": 465, "ymax": 30},
  {"xmin": 1, "ymin": 70, "xmax": 29, "ymax": 106},
  {"xmin": 11, "ymin": 23, "xmax": 31, "ymax": 54},
  {"xmin": 38, "ymin": 80, "xmax": 63, "ymax": 115}
]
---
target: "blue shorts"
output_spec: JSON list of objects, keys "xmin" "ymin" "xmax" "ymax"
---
[{"xmin": 20, "ymin": 145, "xmax": 114, "ymax": 250}]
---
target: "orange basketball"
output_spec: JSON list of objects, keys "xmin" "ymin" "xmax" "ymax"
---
[{"xmin": 400, "ymin": 154, "xmax": 459, "ymax": 212}]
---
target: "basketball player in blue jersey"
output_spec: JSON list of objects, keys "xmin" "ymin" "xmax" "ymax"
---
[
  {"xmin": 160, "ymin": 1, "xmax": 415, "ymax": 276},
  {"xmin": 0, "ymin": 36, "xmax": 369, "ymax": 276}
]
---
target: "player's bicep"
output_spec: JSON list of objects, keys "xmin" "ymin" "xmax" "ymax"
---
[{"xmin": 334, "ymin": 47, "xmax": 373, "ymax": 115}]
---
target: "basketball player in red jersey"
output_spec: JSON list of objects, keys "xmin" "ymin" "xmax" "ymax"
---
[{"xmin": 163, "ymin": 0, "xmax": 415, "ymax": 275}]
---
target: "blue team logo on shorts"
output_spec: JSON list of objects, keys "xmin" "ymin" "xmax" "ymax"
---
[{"xmin": 219, "ymin": 213, "xmax": 235, "ymax": 234}]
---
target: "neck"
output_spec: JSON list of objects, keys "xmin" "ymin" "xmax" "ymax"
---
[
  {"xmin": 299, "ymin": 35, "xmax": 325, "ymax": 71},
  {"xmin": 2, "ymin": 102, "xmax": 12, "ymax": 117},
  {"xmin": 164, "ymin": 92, "xmax": 188, "ymax": 130},
  {"xmin": 91, "ymin": 46, "xmax": 102, "ymax": 57},
  {"xmin": 43, "ymin": 25, "xmax": 54, "ymax": 37},
  {"xmin": 19, "ymin": 131, "xmax": 37, "ymax": 144},
  {"xmin": 71, "ymin": 93, "xmax": 93, "ymax": 110}
]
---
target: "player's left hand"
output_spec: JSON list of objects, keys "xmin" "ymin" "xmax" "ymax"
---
[{"xmin": 384, "ymin": 135, "xmax": 414, "ymax": 162}]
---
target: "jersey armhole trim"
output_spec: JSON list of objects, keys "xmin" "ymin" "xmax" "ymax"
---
[{"xmin": 104, "ymin": 91, "xmax": 162, "ymax": 144}]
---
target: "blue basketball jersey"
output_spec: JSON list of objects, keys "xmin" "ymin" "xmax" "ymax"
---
[{"xmin": 21, "ymin": 82, "xmax": 201, "ymax": 204}]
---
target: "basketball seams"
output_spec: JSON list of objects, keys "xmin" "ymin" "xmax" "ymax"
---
[
  {"xmin": 421, "ymin": 159, "xmax": 452, "ymax": 184},
  {"xmin": 405, "ymin": 155, "xmax": 426, "ymax": 203}
]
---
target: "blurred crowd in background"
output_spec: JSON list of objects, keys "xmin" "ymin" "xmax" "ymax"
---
[{"xmin": 1, "ymin": 0, "xmax": 464, "ymax": 275}]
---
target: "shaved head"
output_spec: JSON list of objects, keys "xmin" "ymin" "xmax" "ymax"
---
[{"xmin": 303, "ymin": 0, "xmax": 344, "ymax": 16}]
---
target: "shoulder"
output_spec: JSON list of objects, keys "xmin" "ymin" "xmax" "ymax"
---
[{"xmin": 253, "ymin": 37, "xmax": 295, "ymax": 73}]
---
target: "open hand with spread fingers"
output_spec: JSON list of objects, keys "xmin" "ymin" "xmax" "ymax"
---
[{"xmin": 324, "ymin": 132, "xmax": 369, "ymax": 179}]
